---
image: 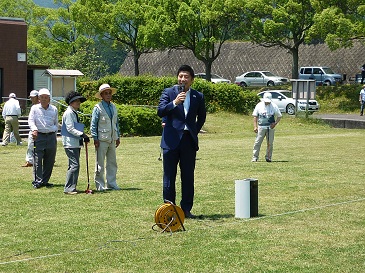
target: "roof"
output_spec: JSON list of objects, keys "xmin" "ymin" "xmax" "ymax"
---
[{"xmin": 42, "ymin": 69, "xmax": 84, "ymax": 77}]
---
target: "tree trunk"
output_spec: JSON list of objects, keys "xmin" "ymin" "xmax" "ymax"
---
[
  {"xmin": 291, "ymin": 47, "xmax": 299, "ymax": 79},
  {"xmin": 204, "ymin": 61, "xmax": 213, "ymax": 82},
  {"xmin": 133, "ymin": 48, "xmax": 140, "ymax": 76}
]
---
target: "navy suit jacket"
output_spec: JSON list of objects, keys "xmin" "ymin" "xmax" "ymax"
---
[{"xmin": 157, "ymin": 85, "xmax": 206, "ymax": 151}]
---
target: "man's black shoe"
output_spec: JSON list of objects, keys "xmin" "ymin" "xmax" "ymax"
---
[{"xmin": 184, "ymin": 211, "xmax": 203, "ymax": 219}]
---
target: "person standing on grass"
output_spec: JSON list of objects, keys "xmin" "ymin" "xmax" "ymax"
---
[
  {"xmin": 1, "ymin": 93, "xmax": 22, "ymax": 146},
  {"xmin": 359, "ymin": 85, "xmax": 365, "ymax": 116},
  {"xmin": 157, "ymin": 64, "xmax": 206, "ymax": 219},
  {"xmin": 22, "ymin": 90, "xmax": 39, "ymax": 167},
  {"xmin": 61, "ymin": 91, "xmax": 90, "ymax": 195},
  {"xmin": 28, "ymin": 88, "xmax": 58, "ymax": 189},
  {"xmin": 252, "ymin": 92, "xmax": 282, "ymax": 163},
  {"xmin": 90, "ymin": 83, "xmax": 121, "ymax": 191}
]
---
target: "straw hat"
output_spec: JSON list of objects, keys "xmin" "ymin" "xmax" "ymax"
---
[{"xmin": 95, "ymin": 83, "xmax": 116, "ymax": 99}]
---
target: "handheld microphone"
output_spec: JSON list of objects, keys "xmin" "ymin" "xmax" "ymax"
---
[
  {"xmin": 179, "ymin": 84, "xmax": 186, "ymax": 102},
  {"xmin": 179, "ymin": 83, "xmax": 185, "ymax": 93}
]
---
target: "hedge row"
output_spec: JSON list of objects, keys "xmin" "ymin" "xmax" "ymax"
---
[
  {"xmin": 0, "ymin": 75, "xmax": 266, "ymax": 137},
  {"xmin": 78, "ymin": 74, "xmax": 260, "ymax": 114}
]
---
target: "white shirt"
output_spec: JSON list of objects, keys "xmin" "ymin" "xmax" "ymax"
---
[
  {"xmin": 2, "ymin": 98, "xmax": 21, "ymax": 119},
  {"xmin": 28, "ymin": 103, "xmax": 58, "ymax": 133},
  {"xmin": 252, "ymin": 101, "xmax": 282, "ymax": 128},
  {"xmin": 360, "ymin": 89, "xmax": 365, "ymax": 101}
]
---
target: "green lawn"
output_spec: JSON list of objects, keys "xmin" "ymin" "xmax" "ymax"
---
[{"xmin": 1, "ymin": 112, "xmax": 364, "ymax": 272}]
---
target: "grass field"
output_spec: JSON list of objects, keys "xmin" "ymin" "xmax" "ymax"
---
[{"xmin": 1, "ymin": 112, "xmax": 364, "ymax": 272}]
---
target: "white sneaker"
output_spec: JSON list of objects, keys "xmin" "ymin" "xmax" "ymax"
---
[{"xmin": 251, "ymin": 158, "xmax": 257, "ymax": 162}]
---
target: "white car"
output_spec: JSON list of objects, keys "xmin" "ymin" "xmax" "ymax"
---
[
  {"xmin": 235, "ymin": 71, "xmax": 288, "ymax": 87},
  {"xmin": 257, "ymin": 90, "xmax": 320, "ymax": 115},
  {"xmin": 195, "ymin": 73, "xmax": 231, "ymax": 83}
]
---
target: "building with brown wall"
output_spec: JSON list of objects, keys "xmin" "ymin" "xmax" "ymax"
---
[{"xmin": 0, "ymin": 17, "xmax": 27, "ymax": 107}]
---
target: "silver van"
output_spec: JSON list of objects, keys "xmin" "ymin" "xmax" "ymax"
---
[{"xmin": 299, "ymin": 66, "xmax": 342, "ymax": 86}]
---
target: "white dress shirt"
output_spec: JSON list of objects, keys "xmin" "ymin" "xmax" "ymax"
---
[
  {"xmin": 2, "ymin": 98, "xmax": 21, "ymax": 119},
  {"xmin": 28, "ymin": 103, "xmax": 58, "ymax": 133}
]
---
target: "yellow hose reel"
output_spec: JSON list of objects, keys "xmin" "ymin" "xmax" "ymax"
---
[{"xmin": 153, "ymin": 201, "xmax": 185, "ymax": 233}]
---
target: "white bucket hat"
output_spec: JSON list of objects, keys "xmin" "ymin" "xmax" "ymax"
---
[
  {"xmin": 263, "ymin": 92, "xmax": 272, "ymax": 103},
  {"xmin": 95, "ymin": 83, "xmax": 116, "ymax": 99},
  {"xmin": 9, "ymin": 93, "xmax": 16, "ymax": 98}
]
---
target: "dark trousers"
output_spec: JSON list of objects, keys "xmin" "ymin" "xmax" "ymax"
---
[
  {"xmin": 33, "ymin": 133, "xmax": 57, "ymax": 185},
  {"xmin": 361, "ymin": 71, "xmax": 365, "ymax": 84},
  {"xmin": 162, "ymin": 132, "xmax": 196, "ymax": 213}
]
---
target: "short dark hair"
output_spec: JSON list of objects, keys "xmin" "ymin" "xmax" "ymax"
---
[{"xmin": 177, "ymin": 65, "xmax": 195, "ymax": 79}]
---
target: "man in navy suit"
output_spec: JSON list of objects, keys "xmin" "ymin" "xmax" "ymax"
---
[{"xmin": 157, "ymin": 65, "xmax": 206, "ymax": 218}]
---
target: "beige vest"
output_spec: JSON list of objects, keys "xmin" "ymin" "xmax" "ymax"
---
[{"xmin": 95, "ymin": 102, "xmax": 118, "ymax": 142}]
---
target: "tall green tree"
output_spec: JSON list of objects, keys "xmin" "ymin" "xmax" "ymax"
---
[
  {"xmin": 0, "ymin": 0, "xmax": 36, "ymax": 21},
  {"xmin": 308, "ymin": 0, "xmax": 365, "ymax": 50},
  {"xmin": 74, "ymin": 0, "xmax": 150, "ymax": 76},
  {"xmin": 144, "ymin": 0, "xmax": 242, "ymax": 81},
  {"xmin": 28, "ymin": 0, "xmax": 111, "ymax": 80},
  {"xmin": 240, "ymin": 0, "xmax": 317, "ymax": 79}
]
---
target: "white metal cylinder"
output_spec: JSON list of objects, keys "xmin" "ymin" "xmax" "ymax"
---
[{"xmin": 235, "ymin": 179, "xmax": 251, "ymax": 218}]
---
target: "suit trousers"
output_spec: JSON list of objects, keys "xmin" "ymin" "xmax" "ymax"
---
[
  {"xmin": 33, "ymin": 133, "xmax": 57, "ymax": 185},
  {"xmin": 252, "ymin": 127, "xmax": 275, "ymax": 160},
  {"xmin": 64, "ymin": 148, "xmax": 80, "ymax": 193},
  {"xmin": 94, "ymin": 140, "xmax": 118, "ymax": 190},
  {"xmin": 2, "ymin": 116, "xmax": 21, "ymax": 145},
  {"xmin": 162, "ymin": 132, "xmax": 196, "ymax": 213}
]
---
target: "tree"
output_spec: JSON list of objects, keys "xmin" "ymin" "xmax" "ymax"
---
[
  {"xmin": 308, "ymin": 1, "xmax": 365, "ymax": 50},
  {"xmin": 144, "ymin": 0, "xmax": 242, "ymax": 81},
  {"xmin": 240, "ymin": 0, "xmax": 317, "ymax": 79},
  {"xmin": 0, "ymin": 0, "xmax": 36, "ymax": 21},
  {"xmin": 74, "ymin": 0, "xmax": 151, "ymax": 76},
  {"xmin": 27, "ymin": 0, "xmax": 113, "ymax": 80}
]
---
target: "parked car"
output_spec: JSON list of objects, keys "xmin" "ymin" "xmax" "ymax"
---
[
  {"xmin": 235, "ymin": 71, "xmax": 289, "ymax": 87},
  {"xmin": 195, "ymin": 73, "xmax": 231, "ymax": 83},
  {"xmin": 257, "ymin": 90, "xmax": 320, "ymax": 115},
  {"xmin": 299, "ymin": 66, "xmax": 342, "ymax": 86}
]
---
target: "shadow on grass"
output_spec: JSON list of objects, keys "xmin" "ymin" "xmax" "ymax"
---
[
  {"xmin": 199, "ymin": 213, "xmax": 234, "ymax": 220},
  {"xmin": 122, "ymin": 187, "xmax": 143, "ymax": 191}
]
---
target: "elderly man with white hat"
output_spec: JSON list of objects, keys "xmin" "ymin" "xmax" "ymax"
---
[
  {"xmin": 28, "ymin": 88, "xmax": 58, "ymax": 188},
  {"xmin": 251, "ymin": 92, "xmax": 282, "ymax": 162},
  {"xmin": 1, "ymin": 92, "xmax": 22, "ymax": 146},
  {"xmin": 22, "ymin": 90, "xmax": 39, "ymax": 167},
  {"xmin": 90, "ymin": 83, "xmax": 121, "ymax": 191}
]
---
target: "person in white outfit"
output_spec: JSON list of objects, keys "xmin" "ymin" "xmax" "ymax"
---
[
  {"xmin": 90, "ymin": 84, "xmax": 121, "ymax": 191},
  {"xmin": 252, "ymin": 92, "xmax": 282, "ymax": 162},
  {"xmin": 2, "ymin": 93, "xmax": 22, "ymax": 146},
  {"xmin": 22, "ymin": 90, "xmax": 39, "ymax": 167}
]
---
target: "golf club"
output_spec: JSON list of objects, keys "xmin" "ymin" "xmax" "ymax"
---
[{"xmin": 84, "ymin": 142, "xmax": 93, "ymax": 194}]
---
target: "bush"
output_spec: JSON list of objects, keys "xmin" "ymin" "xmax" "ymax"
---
[{"xmin": 316, "ymin": 83, "xmax": 361, "ymax": 112}]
